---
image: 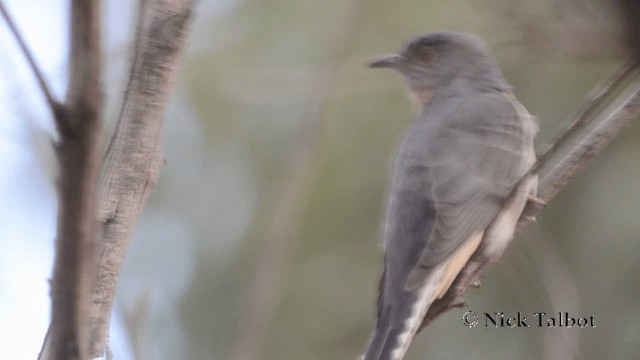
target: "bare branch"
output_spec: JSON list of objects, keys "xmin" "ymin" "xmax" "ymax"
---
[
  {"xmin": 420, "ymin": 77, "xmax": 640, "ymax": 329},
  {"xmin": 535, "ymin": 82, "xmax": 640, "ymax": 204},
  {"xmin": 533, "ymin": 60, "xmax": 639, "ymax": 173},
  {"xmin": 227, "ymin": 1, "xmax": 367, "ymax": 359},
  {"xmin": 90, "ymin": 1, "xmax": 195, "ymax": 357},
  {"xmin": 39, "ymin": 1, "xmax": 103, "ymax": 359},
  {"xmin": 0, "ymin": 2, "xmax": 63, "ymax": 123}
]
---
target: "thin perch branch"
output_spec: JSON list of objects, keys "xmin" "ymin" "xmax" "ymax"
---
[
  {"xmin": 0, "ymin": 1, "xmax": 63, "ymax": 123},
  {"xmin": 39, "ymin": 1, "xmax": 103, "ymax": 359},
  {"xmin": 91, "ymin": 1, "xmax": 195, "ymax": 357},
  {"xmin": 420, "ymin": 78, "xmax": 640, "ymax": 328},
  {"xmin": 533, "ymin": 60, "xmax": 639, "ymax": 173},
  {"xmin": 535, "ymin": 82, "xmax": 640, "ymax": 204}
]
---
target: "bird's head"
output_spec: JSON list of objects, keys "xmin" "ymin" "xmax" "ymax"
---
[{"xmin": 368, "ymin": 31, "xmax": 504, "ymax": 105}]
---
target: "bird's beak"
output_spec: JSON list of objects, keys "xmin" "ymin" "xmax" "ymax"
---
[{"xmin": 367, "ymin": 53, "xmax": 403, "ymax": 69}]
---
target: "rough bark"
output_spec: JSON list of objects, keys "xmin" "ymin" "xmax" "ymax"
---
[{"xmin": 91, "ymin": 0, "xmax": 194, "ymax": 357}]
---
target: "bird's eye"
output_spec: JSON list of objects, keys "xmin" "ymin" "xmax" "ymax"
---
[{"xmin": 411, "ymin": 45, "xmax": 436, "ymax": 65}]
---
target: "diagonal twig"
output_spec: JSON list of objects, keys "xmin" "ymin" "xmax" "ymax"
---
[
  {"xmin": 534, "ymin": 82, "xmax": 640, "ymax": 204},
  {"xmin": 0, "ymin": 1, "xmax": 63, "ymax": 123},
  {"xmin": 533, "ymin": 60, "xmax": 639, "ymax": 173}
]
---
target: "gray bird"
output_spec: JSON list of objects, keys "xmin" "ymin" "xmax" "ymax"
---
[{"xmin": 363, "ymin": 31, "xmax": 539, "ymax": 360}]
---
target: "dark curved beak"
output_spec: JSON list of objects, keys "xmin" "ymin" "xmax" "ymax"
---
[{"xmin": 367, "ymin": 53, "xmax": 403, "ymax": 69}]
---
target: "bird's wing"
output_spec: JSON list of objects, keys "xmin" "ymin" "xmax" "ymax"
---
[
  {"xmin": 366, "ymin": 92, "xmax": 535, "ymax": 360},
  {"xmin": 382, "ymin": 92, "xmax": 535, "ymax": 293}
]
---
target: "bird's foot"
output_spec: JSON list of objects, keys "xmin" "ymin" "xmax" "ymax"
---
[
  {"xmin": 451, "ymin": 297, "xmax": 468, "ymax": 308},
  {"xmin": 527, "ymin": 194, "xmax": 546, "ymax": 206}
]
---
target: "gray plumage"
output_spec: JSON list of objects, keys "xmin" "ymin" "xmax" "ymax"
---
[{"xmin": 364, "ymin": 32, "xmax": 537, "ymax": 360}]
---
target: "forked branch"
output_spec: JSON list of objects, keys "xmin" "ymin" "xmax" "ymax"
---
[
  {"xmin": 0, "ymin": 2, "xmax": 63, "ymax": 123},
  {"xmin": 37, "ymin": 1, "xmax": 104, "ymax": 359}
]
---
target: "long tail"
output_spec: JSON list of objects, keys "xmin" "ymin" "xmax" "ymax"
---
[
  {"xmin": 362, "ymin": 277, "xmax": 440, "ymax": 360},
  {"xmin": 363, "ymin": 231, "xmax": 485, "ymax": 359},
  {"xmin": 362, "ymin": 325, "xmax": 409, "ymax": 360}
]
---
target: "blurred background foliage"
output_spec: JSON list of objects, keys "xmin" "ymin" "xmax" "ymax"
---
[{"xmin": 75, "ymin": 0, "xmax": 640, "ymax": 359}]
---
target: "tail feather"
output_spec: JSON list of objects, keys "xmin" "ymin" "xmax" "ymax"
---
[
  {"xmin": 363, "ymin": 280, "xmax": 439, "ymax": 360},
  {"xmin": 365, "ymin": 326, "xmax": 408, "ymax": 360},
  {"xmin": 363, "ymin": 326, "xmax": 392, "ymax": 360},
  {"xmin": 363, "ymin": 264, "xmax": 451, "ymax": 360}
]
